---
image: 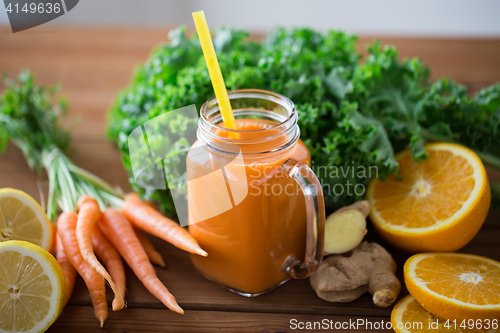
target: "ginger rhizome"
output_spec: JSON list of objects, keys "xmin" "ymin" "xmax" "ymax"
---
[
  {"xmin": 310, "ymin": 241, "xmax": 401, "ymax": 307},
  {"xmin": 324, "ymin": 201, "xmax": 369, "ymax": 254}
]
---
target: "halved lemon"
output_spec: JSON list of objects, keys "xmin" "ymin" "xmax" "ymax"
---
[
  {"xmin": 367, "ymin": 143, "xmax": 490, "ymax": 253},
  {"xmin": 0, "ymin": 240, "xmax": 65, "ymax": 333},
  {"xmin": 392, "ymin": 294, "xmax": 496, "ymax": 333},
  {"xmin": 404, "ymin": 252, "xmax": 500, "ymax": 321},
  {"xmin": 0, "ymin": 188, "xmax": 54, "ymax": 251}
]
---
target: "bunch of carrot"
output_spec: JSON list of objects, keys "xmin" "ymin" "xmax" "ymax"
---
[
  {"xmin": 55, "ymin": 193, "xmax": 207, "ymax": 327},
  {"xmin": 0, "ymin": 72, "xmax": 210, "ymax": 327}
]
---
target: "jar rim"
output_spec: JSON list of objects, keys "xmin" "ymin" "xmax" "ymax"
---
[
  {"xmin": 200, "ymin": 89, "xmax": 297, "ymax": 134},
  {"xmin": 197, "ymin": 89, "xmax": 300, "ymax": 156}
]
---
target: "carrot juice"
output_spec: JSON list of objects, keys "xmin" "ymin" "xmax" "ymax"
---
[{"xmin": 187, "ymin": 90, "xmax": 325, "ymax": 296}]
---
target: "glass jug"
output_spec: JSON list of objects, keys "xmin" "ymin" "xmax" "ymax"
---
[{"xmin": 187, "ymin": 89, "xmax": 325, "ymax": 296}]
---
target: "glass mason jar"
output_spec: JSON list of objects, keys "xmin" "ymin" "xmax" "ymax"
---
[{"xmin": 187, "ymin": 89, "xmax": 325, "ymax": 296}]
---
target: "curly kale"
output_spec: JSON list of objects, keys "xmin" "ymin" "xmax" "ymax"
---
[{"xmin": 107, "ymin": 27, "xmax": 500, "ymax": 216}]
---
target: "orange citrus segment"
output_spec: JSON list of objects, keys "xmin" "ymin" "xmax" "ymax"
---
[
  {"xmin": 367, "ymin": 143, "xmax": 490, "ymax": 253},
  {"xmin": 404, "ymin": 252, "xmax": 500, "ymax": 321},
  {"xmin": 392, "ymin": 295, "xmax": 496, "ymax": 333},
  {"xmin": 0, "ymin": 188, "xmax": 54, "ymax": 252}
]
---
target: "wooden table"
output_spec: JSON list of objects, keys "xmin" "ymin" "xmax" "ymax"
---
[{"xmin": 1, "ymin": 26, "xmax": 499, "ymax": 333}]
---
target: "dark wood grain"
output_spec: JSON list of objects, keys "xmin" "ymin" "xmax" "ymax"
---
[
  {"xmin": 47, "ymin": 306, "xmax": 393, "ymax": 333},
  {"xmin": 62, "ymin": 219, "xmax": 500, "ymax": 315},
  {"xmin": 1, "ymin": 26, "xmax": 500, "ymax": 332}
]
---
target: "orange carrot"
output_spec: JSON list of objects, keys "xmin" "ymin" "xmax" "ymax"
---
[
  {"xmin": 125, "ymin": 192, "xmax": 157, "ymax": 209},
  {"xmin": 57, "ymin": 211, "xmax": 108, "ymax": 327},
  {"xmin": 55, "ymin": 233, "xmax": 76, "ymax": 306},
  {"xmin": 99, "ymin": 208, "xmax": 183, "ymax": 314},
  {"xmin": 134, "ymin": 227, "xmax": 166, "ymax": 268},
  {"xmin": 91, "ymin": 226, "xmax": 126, "ymax": 311},
  {"xmin": 122, "ymin": 193, "xmax": 207, "ymax": 257},
  {"xmin": 76, "ymin": 195, "xmax": 124, "ymax": 311}
]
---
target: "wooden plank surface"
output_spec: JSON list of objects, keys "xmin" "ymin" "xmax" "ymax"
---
[
  {"xmin": 1, "ymin": 26, "xmax": 500, "ymax": 332},
  {"xmin": 48, "ymin": 306, "xmax": 393, "ymax": 333}
]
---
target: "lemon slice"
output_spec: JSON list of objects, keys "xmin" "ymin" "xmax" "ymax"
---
[
  {"xmin": 0, "ymin": 240, "xmax": 65, "ymax": 333},
  {"xmin": 0, "ymin": 188, "xmax": 54, "ymax": 251}
]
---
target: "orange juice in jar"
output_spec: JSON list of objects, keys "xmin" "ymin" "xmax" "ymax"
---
[{"xmin": 187, "ymin": 90, "xmax": 325, "ymax": 296}]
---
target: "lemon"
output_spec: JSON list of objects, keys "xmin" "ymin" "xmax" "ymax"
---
[
  {"xmin": 0, "ymin": 188, "xmax": 54, "ymax": 251},
  {"xmin": 0, "ymin": 240, "xmax": 65, "ymax": 333}
]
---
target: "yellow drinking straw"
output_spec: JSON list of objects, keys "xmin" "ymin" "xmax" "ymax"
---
[{"xmin": 192, "ymin": 10, "xmax": 238, "ymax": 132}]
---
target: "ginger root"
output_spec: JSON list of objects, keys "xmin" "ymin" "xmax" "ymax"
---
[
  {"xmin": 324, "ymin": 201, "xmax": 369, "ymax": 255},
  {"xmin": 310, "ymin": 241, "xmax": 401, "ymax": 307}
]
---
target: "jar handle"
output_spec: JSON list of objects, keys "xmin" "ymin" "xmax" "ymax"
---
[{"xmin": 282, "ymin": 159, "xmax": 325, "ymax": 279}]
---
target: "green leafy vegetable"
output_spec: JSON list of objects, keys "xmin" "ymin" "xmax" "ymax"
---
[
  {"xmin": 0, "ymin": 71, "xmax": 70, "ymax": 170},
  {"xmin": 107, "ymin": 27, "xmax": 500, "ymax": 215},
  {"xmin": 0, "ymin": 71, "xmax": 124, "ymax": 220}
]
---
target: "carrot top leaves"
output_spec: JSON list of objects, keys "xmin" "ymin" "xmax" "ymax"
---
[
  {"xmin": 0, "ymin": 70, "xmax": 69, "ymax": 169},
  {"xmin": 0, "ymin": 71, "xmax": 124, "ymax": 220}
]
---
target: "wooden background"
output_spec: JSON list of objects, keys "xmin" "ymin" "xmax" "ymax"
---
[{"xmin": 0, "ymin": 26, "xmax": 499, "ymax": 332}]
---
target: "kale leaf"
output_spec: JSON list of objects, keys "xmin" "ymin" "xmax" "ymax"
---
[{"xmin": 107, "ymin": 27, "xmax": 500, "ymax": 216}]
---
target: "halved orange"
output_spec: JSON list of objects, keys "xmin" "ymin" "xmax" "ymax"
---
[
  {"xmin": 392, "ymin": 295, "xmax": 496, "ymax": 333},
  {"xmin": 367, "ymin": 143, "xmax": 490, "ymax": 253},
  {"xmin": 404, "ymin": 252, "xmax": 500, "ymax": 321}
]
